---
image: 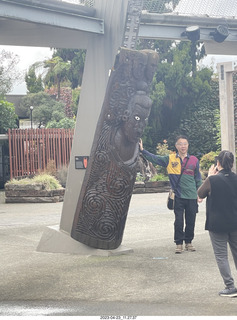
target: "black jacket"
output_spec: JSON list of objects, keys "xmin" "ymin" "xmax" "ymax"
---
[{"xmin": 198, "ymin": 169, "xmax": 237, "ymax": 232}]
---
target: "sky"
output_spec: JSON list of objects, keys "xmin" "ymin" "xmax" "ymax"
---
[
  {"xmin": 0, "ymin": 45, "xmax": 53, "ymax": 95},
  {"xmin": 2, "ymin": 45, "xmax": 237, "ymax": 95}
]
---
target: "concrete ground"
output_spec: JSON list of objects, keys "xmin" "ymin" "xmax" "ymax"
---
[{"xmin": 0, "ymin": 190, "xmax": 237, "ymax": 316}]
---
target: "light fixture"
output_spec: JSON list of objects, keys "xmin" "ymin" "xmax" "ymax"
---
[
  {"xmin": 30, "ymin": 105, "xmax": 33, "ymax": 129},
  {"xmin": 181, "ymin": 26, "xmax": 200, "ymax": 42},
  {"xmin": 210, "ymin": 25, "xmax": 229, "ymax": 43}
]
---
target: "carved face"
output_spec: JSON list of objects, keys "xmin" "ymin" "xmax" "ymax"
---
[
  {"xmin": 132, "ymin": 53, "xmax": 147, "ymax": 80},
  {"xmin": 145, "ymin": 53, "xmax": 159, "ymax": 82},
  {"xmin": 123, "ymin": 103, "xmax": 150, "ymax": 143}
]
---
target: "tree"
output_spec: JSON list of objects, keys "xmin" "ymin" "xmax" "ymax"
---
[
  {"xmin": 28, "ymin": 48, "xmax": 86, "ymax": 91},
  {"xmin": 18, "ymin": 92, "xmax": 65, "ymax": 127},
  {"xmin": 142, "ymin": 79, "xmax": 166, "ymax": 149},
  {"xmin": 32, "ymin": 102, "xmax": 63, "ymax": 128},
  {"xmin": 25, "ymin": 64, "xmax": 44, "ymax": 93},
  {"xmin": 44, "ymin": 56, "xmax": 71, "ymax": 99},
  {"xmin": 25, "ymin": 48, "xmax": 83, "ymax": 119},
  {"xmin": 0, "ymin": 50, "xmax": 23, "ymax": 96},
  {"xmin": 0, "ymin": 100, "xmax": 18, "ymax": 133},
  {"xmin": 72, "ymin": 87, "xmax": 80, "ymax": 116},
  {"xmin": 168, "ymin": 80, "xmax": 220, "ymax": 157},
  {"xmin": 18, "ymin": 91, "xmax": 76, "ymax": 128},
  {"xmin": 46, "ymin": 117, "xmax": 75, "ymax": 129},
  {"xmin": 142, "ymin": 40, "xmax": 214, "ymax": 152},
  {"xmin": 45, "ymin": 86, "xmax": 74, "ymax": 118},
  {"xmin": 52, "ymin": 48, "xmax": 86, "ymax": 88}
]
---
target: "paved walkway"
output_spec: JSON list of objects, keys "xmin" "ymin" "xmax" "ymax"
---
[{"xmin": 0, "ymin": 190, "xmax": 236, "ymax": 316}]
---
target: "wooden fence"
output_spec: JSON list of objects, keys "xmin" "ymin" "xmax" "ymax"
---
[{"xmin": 8, "ymin": 128, "xmax": 74, "ymax": 179}]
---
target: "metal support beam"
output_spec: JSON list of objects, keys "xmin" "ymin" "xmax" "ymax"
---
[
  {"xmin": 139, "ymin": 13, "xmax": 237, "ymax": 55},
  {"xmin": 1, "ymin": 6, "xmax": 237, "ymax": 53},
  {"xmin": 140, "ymin": 12, "xmax": 237, "ymax": 29},
  {"xmin": 0, "ymin": 0, "xmax": 104, "ymax": 34},
  {"xmin": 139, "ymin": 24, "xmax": 237, "ymax": 42}
]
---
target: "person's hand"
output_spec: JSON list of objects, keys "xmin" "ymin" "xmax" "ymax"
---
[
  {"xmin": 139, "ymin": 139, "xmax": 143, "ymax": 151},
  {"xmin": 197, "ymin": 196, "xmax": 203, "ymax": 203},
  {"xmin": 208, "ymin": 164, "xmax": 218, "ymax": 177}
]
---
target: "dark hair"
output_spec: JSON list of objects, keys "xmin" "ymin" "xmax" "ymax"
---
[
  {"xmin": 217, "ymin": 150, "xmax": 234, "ymax": 171},
  {"xmin": 175, "ymin": 135, "xmax": 188, "ymax": 143}
]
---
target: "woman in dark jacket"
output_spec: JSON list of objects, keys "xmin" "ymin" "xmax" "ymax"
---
[{"xmin": 198, "ymin": 150, "xmax": 237, "ymax": 297}]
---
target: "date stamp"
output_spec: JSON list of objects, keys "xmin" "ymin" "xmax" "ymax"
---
[{"xmin": 100, "ymin": 316, "xmax": 137, "ymax": 320}]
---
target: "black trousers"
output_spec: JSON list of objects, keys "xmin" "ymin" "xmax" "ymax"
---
[{"xmin": 174, "ymin": 197, "xmax": 198, "ymax": 245}]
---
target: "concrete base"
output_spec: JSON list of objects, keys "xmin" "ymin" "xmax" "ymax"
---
[{"xmin": 36, "ymin": 225, "xmax": 134, "ymax": 256}]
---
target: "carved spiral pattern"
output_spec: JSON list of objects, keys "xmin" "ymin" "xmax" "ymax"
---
[
  {"xmin": 95, "ymin": 150, "xmax": 109, "ymax": 165},
  {"xmin": 93, "ymin": 215, "xmax": 117, "ymax": 240},
  {"xmin": 107, "ymin": 176, "xmax": 129, "ymax": 198},
  {"xmin": 83, "ymin": 191, "xmax": 106, "ymax": 216}
]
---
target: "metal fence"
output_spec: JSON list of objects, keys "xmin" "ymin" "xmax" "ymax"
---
[{"xmin": 8, "ymin": 128, "xmax": 74, "ymax": 179}]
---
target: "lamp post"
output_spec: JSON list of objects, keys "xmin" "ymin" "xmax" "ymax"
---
[{"xmin": 30, "ymin": 106, "xmax": 33, "ymax": 129}]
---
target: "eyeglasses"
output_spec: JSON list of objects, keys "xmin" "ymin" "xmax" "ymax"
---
[{"xmin": 176, "ymin": 143, "xmax": 188, "ymax": 146}]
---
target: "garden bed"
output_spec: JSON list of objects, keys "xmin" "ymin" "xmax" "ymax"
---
[
  {"xmin": 4, "ymin": 174, "xmax": 65, "ymax": 203},
  {"xmin": 5, "ymin": 183, "xmax": 65, "ymax": 203},
  {"xmin": 133, "ymin": 180, "xmax": 170, "ymax": 194}
]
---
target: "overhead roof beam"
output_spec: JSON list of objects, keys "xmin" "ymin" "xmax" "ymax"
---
[
  {"xmin": 140, "ymin": 12, "xmax": 237, "ymax": 28},
  {"xmin": 0, "ymin": 0, "xmax": 104, "ymax": 34},
  {"xmin": 139, "ymin": 24, "xmax": 237, "ymax": 42},
  {"xmin": 139, "ymin": 13, "xmax": 237, "ymax": 54},
  {"xmin": 139, "ymin": 13, "xmax": 237, "ymax": 41}
]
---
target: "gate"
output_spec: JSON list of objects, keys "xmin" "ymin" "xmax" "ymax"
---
[{"xmin": 8, "ymin": 128, "xmax": 74, "ymax": 179}]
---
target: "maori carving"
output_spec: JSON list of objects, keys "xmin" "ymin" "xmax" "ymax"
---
[{"xmin": 71, "ymin": 48, "xmax": 158, "ymax": 249}]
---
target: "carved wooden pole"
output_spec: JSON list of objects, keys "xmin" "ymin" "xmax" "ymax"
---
[{"xmin": 71, "ymin": 48, "xmax": 158, "ymax": 249}]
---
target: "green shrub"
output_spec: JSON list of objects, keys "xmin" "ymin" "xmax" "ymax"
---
[
  {"xmin": 200, "ymin": 151, "xmax": 218, "ymax": 172},
  {"xmin": 6, "ymin": 174, "xmax": 62, "ymax": 190},
  {"xmin": 33, "ymin": 174, "xmax": 62, "ymax": 190},
  {"xmin": 0, "ymin": 100, "xmax": 18, "ymax": 133},
  {"xmin": 136, "ymin": 172, "xmax": 144, "ymax": 182},
  {"xmin": 149, "ymin": 173, "xmax": 169, "ymax": 182},
  {"xmin": 156, "ymin": 139, "xmax": 172, "ymax": 156},
  {"xmin": 155, "ymin": 140, "xmax": 172, "ymax": 176}
]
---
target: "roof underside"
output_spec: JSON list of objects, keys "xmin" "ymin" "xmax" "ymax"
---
[
  {"xmin": 173, "ymin": 0, "xmax": 237, "ymax": 19},
  {"xmin": 62, "ymin": 0, "xmax": 237, "ymax": 19}
]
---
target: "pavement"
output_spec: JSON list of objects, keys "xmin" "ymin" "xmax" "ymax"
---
[{"xmin": 0, "ymin": 189, "xmax": 237, "ymax": 317}]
